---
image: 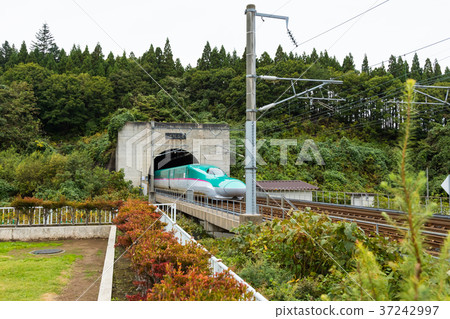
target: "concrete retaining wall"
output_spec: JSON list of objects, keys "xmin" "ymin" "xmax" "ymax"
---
[{"xmin": 0, "ymin": 225, "xmax": 112, "ymax": 241}]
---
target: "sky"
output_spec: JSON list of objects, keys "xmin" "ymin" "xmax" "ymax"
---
[{"xmin": 1, "ymin": 0, "xmax": 449, "ymax": 71}]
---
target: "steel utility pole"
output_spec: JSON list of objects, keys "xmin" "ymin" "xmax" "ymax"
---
[
  {"xmin": 245, "ymin": 4, "xmax": 257, "ymax": 215},
  {"xmin": 149, "ymin": 120, "xmax": 155, "ymax": 203}
]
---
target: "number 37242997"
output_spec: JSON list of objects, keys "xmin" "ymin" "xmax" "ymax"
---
[{"xmin": 379, "ymin": 305, "xmax": 439, "ymax": 316}]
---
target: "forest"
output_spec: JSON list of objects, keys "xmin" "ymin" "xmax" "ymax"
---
[{"xmin": 0, "ymin": 23, "xmax": 449, "ymax": 204}]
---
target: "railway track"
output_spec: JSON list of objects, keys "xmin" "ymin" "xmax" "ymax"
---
[
  {"xmin": 156, "ymin": 189, "xmax": 449, "ymax": 254},
  {"xmin": 255, "ymin": 196, "xmax": 449, "ymax": 254}
]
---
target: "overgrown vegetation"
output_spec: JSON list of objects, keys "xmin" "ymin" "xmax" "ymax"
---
[
  {"xmin": 0, "ymin": 145, "xmax": 139, "ymax": 205},
  {"xmin": 201, "ymin": 210, "xmax": 399, "ymax": 300}
]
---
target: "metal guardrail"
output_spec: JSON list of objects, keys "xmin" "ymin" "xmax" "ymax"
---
[
  {"xmin": 0, "ymin": 206, "xmax": 116, "ymax": 226},
  {"xmin": 155, "ymin": 203, "xmax": 267, "ymax": 301},
  {"xmin": 257, "ymin": 190, "xmax": 450, "ymax": 215},
  {"xmin": 325, "ymin": 214, "xmax": 447, "ymax": 238},
  {"xmin": 155, "ymin": 188, "xmax": 291, "ymax": 218},
  {"xmin": 156, "ymin": 189, "xmax": 244, "ymax": 215}
]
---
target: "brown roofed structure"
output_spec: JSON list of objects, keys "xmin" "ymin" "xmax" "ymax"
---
[{"xmin": 256, "ymin": 180, "xmax": 319, "ymax": 191}]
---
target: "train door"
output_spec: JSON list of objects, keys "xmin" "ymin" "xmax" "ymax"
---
[{"xmin": 168, "ymin": 170, "xmax": 172, "ymax": 189}]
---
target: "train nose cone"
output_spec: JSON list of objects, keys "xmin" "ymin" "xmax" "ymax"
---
[{"xmin": 223, "ymin": 181, "xmax": 246, "ymax": 197}]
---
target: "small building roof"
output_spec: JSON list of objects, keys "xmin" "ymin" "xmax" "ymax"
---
[{"xmin": 256, "ymin": 180, "xmax": 319, "ymax": 191}]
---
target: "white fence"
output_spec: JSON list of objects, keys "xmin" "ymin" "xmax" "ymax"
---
[
  {"xmin": 155, "ymin": 203, "xmax": 267, "ymax": 301},
  {"xmin": 0, "ymin": 206, "xmax": 115, "ymax": 226}
]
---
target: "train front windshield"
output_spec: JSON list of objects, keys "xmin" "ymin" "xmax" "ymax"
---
[{"xmin": 207, "ymin": 168, "xmax": 225, "ymax": 177}]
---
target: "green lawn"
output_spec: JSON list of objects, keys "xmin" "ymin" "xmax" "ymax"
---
[{"xmin": 0, "ymin": 241, "xmax": 81, "ymax": 301}]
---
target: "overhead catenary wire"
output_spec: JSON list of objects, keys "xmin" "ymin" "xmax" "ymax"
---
[
  {"xmin": 370, "ymin": 37, "xmax": 450, "ymax": 68},
  {"xmin": 224, "ymin": 0, "xmax": 390, "ymax": 123},
  {"xmin": 257, "ymin": 73, "xmax": 449, "ymax": 137},
  {"xmin": 295, "ymin": 0, "xmax": 390, "ymax": 48},
  {"xmin": 254, "ymin": 51, "xmax": 450, "ymax": 133},
  {"xmin": 258, "ymin": 40, "xmax": 450, "ymax": 127}
]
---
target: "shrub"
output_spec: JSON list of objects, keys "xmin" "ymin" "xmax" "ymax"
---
[
  {"xmin": 144, "ymin": 265, "xmax": 253, "ymax": 301},
  {"xmin": 129, "ymin": 233, "xmax": 210, "ymax": 289},
  {"xmin": 0, "ymin": 178, "xmax": 15, "ymax": 201},
  {"xmin": 113, "ymin": 199, "xmax": 252, "ymax": 301}
]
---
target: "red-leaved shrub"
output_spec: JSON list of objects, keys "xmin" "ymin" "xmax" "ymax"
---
[
  {"xmin": 145, "ymin": 265, "xmax": 253, "ymax": 301},
  {"xmin": 113, "ymin": 199, "xmax": 253, "ymax": 301}
]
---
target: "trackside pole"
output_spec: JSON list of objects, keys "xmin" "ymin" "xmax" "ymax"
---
[{"xmin": 245, "ymin": 4, "xmax": 257, "ymax": 215}]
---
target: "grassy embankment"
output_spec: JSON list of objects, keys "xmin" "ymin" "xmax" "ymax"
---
[{"xmin": 0, "ymin": 241, "xmax": 81, "ymax": 301}]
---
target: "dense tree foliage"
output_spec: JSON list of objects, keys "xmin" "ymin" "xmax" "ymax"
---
[
  {"xmin": 0, "ymin": 23, "xmax": 448, "ymax": 201},
  {"xmin": 0, "ymin": 82, "xmax": 40, "ymax": 149}
]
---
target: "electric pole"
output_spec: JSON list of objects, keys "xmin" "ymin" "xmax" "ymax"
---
[
  {"xmin": 243, "ymin": 4, "xmax": 342, "ymax": 216},
  {"xmin": 245, "ymin": 4, "xmax": 257, "ymax": 215}
]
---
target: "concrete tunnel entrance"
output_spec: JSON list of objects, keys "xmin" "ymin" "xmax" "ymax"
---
[
  {"xmin": 116, "ymin": 122, "xmax": 230, "ymax": 187},
  {"xmin": 150, "ymin": 149, "xmax": 198, "ymax": 193}
]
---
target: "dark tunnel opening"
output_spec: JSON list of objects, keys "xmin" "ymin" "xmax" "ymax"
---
[{"xmin": 153, "ymin": 149, "xmax": 198, "ymax": 171}]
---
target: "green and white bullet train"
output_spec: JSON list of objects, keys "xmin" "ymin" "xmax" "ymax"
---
[{"xmin": 154, "ymin": 164, "xmax": 246, "ymax": 199}]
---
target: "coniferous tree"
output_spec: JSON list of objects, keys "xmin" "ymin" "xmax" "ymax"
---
[
  {"xmin": 309, "ymin": 48, "xmax": 319, "ymax": 63},
  {"xmin": 274, "ymin": 45, "xmax": 287, "ymax": 64},
  {"xmin": 81, "ymin": 46, "xmax": 92, "ymax": 73},
  {"xmin": 0, "ymin": 41, "xmax": 14, "ymax": 68},
  {"xmin": 258, "ymin": 51, "xmax": 272, "ymax": 67},
  {"xmin": 433, "ymin": 59, "xmax": 442, "ymax": 79},
  {"xmin": 219, "ymin": 46, "xmax": 229, "ymax": 67},
  {"xmin": 422, "ymin": 58, "xmax": 433, "ymax": 81},
  {"xmin": 319, "ymin": 50, "xmax": 335, "ymax": 68},
  {"xmin": 91, "ymin": 43, "xmax": 105, "ymax": 76},
  {"xmin": 162, "ymin": 38, "xmax": 175, "ymax": 76},
  {"xmin": 4, "ymin": 45, "xmax": 19, "ymax": 68},
  {"xmin": 229, "ymin": 49, "xmax": 243, "ymax": 73},
  {"xmin": 57, "ymin": 49, "xmax": 68, "ymax": 73},
  {"xmin": 388, "ymin": 55, "xmax": 397, "ymax": 76},
  {"xmin": 174, "ymin": 58, "xmax": 184, "ymax": 77},
  {"xmin": 361, "ymin": 54, "xmax": 370, "ymax": 74},
  {"xmin": 397, "ymin": 56, "xmax": 408, "ymax": 81},
  {"xmin": 371, "ymin": 62, "xmax": 387, "ymax": 77},
  {"xmin": 17, "ymin": 41, "xmax": 28, "ymax": 64},
  {"xmin": 141, "ymin": 44, "xmax": 156, "ymax": 66},
  {"xmin": 117, "ymin": 51, "xmax": 129, "ymax": 70},
  {"xmin": 31, "ymin": 23, "xmax": 58, "ymax": 56},
  {"xmin": 342, "ymin": 53, "xmax": 355, "ymax": 72},
  {"xmin": 154, "ymin": 47, "xmax": 163, "ymax": 77},
  {"xmin": 197, "ymin": 42, "xmax": 212, "ymax": 70},
  {"xmin": 210, "ymin": 47, "xmax": 221, "ymax": 69},
  {"xmin": 410, "ymin": 53, "xmax": 422, "ymax": 81},
  {"xmin": 67, "ymin": 45, "xmax": 83, "ymax": 73}
]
